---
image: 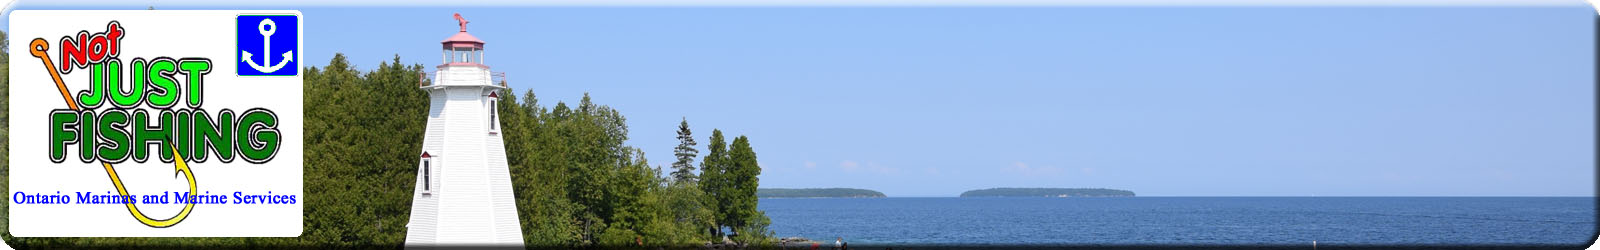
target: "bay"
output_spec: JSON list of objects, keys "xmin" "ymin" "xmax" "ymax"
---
[{"xmin": 758, "ymin": 197, "xmax": 1596, "ymax": 246}]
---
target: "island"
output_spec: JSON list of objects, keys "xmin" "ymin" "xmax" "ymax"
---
[
  {"xmin": 757, "ymin": 188, "xmax": 886, "ymax": 198},
  {"xmin": 959, "ymin": 188, "xmax": 1135, "ymax": 197}
]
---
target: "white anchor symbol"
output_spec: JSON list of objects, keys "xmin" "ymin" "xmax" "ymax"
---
[{"xmin": 241, "ymin": 18, "xmax": 294, "ymax": 73}]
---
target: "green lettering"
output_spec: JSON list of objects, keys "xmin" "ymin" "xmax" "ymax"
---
[
  {"xmin": 147, "ymin": 59, "xmax": 179, "ymax": 108},
  {"xmin": 79, "ymin": 110, "xmax": 96, "ymax": 163},
  {"xmin": 108, "ymin": 60, "xmax": 143, "ymax": 107},
  {"xmin": 131, "ymin": 110, "xmax": 172, "ymax": 162},
  {"xmin": 178, "ymin": 59, "xmax": 211, "ymax": 108},
  {"xmin": 98, "ymin": 110, "xmax": 130, "ymax": 162},
  {"xmin": 50, "ymin": 111, "xmax": 79, "ymax": 163},
  {"xmin": 79, "ymin": 63, "xmax": 106, "ymax": 108},
  {"xmin": 195, "ymin": 110, "xmax": 234, "ymax": 162},
  {"xmin": 237, "ymin": 109, "xmax": 279, "ymax": 163},
  {"xmin": 176, "ymin": 111, "xmax": 193, "ymax": 161}
]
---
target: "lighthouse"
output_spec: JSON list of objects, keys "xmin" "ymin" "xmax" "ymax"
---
[{"xmin": 405, "ymin": 13, "xmax": 525, "ymax": 248}]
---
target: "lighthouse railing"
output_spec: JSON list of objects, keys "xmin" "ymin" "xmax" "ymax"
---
[{"xmin": 418, "ymin": 70, "xmax": 504, "ymax": 87}]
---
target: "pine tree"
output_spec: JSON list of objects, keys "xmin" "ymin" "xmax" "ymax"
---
[{"xmin": 671, "ymin": 118, "xmax": 699, "ymax": 183}]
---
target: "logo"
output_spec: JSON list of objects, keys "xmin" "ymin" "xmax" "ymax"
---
[
  {"xmin": 9, "ymin": 10, "xmax": 304, "ymax": 237},
  {"xmin": 238, "ymin": 15, "xmax": 298, "ymax": 76}
]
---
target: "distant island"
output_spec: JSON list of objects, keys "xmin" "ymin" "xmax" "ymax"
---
[
  {"xmin": 960, "ymin": 188, "xmax": 1135, "ymax": 197},
  {"xmin": 757, "ymin": 188, "xmax": 887, "ymax": 198}
]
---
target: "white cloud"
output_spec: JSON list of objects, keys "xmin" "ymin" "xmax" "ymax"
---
[{"xmin": 804, "ymin": 161, "xmax": 817, "ymax": 170}]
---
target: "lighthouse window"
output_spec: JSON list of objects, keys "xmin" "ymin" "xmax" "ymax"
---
[
  {"xmin": 422, "ymin": 158, "xmax": 431, "ymax": 192},
  {"xmin": 488, "ymin": 98, "xmax": 499, "ymax": 132},
  {"xmin": 452, "ymin": 48, "xmax": 476, "ymax": 63}
]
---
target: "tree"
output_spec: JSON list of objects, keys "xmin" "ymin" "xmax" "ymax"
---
[
  {"xmin": 671, "ymin": 118, "xmax": 699, "ymax": 183},
  {"xmin": 699, "ymin": 131, "xmax": 773, "ymax": 245},
  {"xmin": 724, "ymin": 135, "xmax": 768, "ymax": 243},
  {"xmin": 699, "ymin": 129, "xmax": 729, "ymax": 237}
]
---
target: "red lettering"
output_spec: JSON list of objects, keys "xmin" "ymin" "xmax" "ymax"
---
[
  {"xmin": 54, "ymin": 21, "xmax": 126, "ymax": 74},
  {"xmin": 105, "ymin": 22, "xmax": 123, "ymax": 58},
  {"xmin": 88, "ymin": 34, "xmax": 108, "ymax": 63},
  {"xmin": 58, "ymin": 32, "xmax": 88, "ymax": 74}
]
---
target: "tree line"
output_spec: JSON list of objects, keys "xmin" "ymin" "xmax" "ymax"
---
[{"xmin": 0, "ymin": 41, "xmax": 772, "ymax": 248}]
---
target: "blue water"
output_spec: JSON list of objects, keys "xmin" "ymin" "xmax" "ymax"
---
[{"xmin": 758, "ymin": 197, "xmax": 1596, "ymax": 246}]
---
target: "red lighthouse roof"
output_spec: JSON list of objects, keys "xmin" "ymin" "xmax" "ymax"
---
[{"xmin": 442, "ymin": 32, "xmax": 484, "ymax": 46}]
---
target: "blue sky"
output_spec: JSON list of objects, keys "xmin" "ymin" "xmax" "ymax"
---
[{"xmin": 7, "ymin": 4, "xmax": 1595, "ymax": 196}]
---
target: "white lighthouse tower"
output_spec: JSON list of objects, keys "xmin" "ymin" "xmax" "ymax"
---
[{"xmin": 405, "ymin": 13, "xmax": 525, "ymax": 248}]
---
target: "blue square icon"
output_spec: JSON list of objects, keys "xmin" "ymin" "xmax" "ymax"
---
[{"xmin": 238, "ymin": 15, "xmax": 298, "ymax": 76}]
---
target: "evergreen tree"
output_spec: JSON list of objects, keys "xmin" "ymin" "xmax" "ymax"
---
[
  {"xmin": 699, "ymin": 129, "xmax": 730, "ymax": 237},
  {"xmin": 671, "ymin": 118, "xmax": 699, "ymax": 183},
  {"xmin": 725, "ymin": 135, "xmax": 768, "ymax": 242}
]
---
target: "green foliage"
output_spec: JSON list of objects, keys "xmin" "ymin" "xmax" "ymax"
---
[
  {"xmin": 498, "ymin": 89, "xmax": 737, "ymax": 247},
  {"xmin": 654, "ymin": 182, "xmax": 716, "ymax": 246},
  {"xmin": 296, "ymin": 54, "xmax": 431, "ymax": 247},
  {"xmin": 757, "ymin": 188, "xmax": 886, "ymax": 198},
  {"xmin": 596, "ymin": 225, "xmax": 642, "ymax": 247},
  {"xmin": 731, "ymin": 211, "xmax": 773, "ymax": 246},
  {"xmin": 699, "ymin": 130, "xmax": 730, "ymax": 237},
  {"xmin": 499, "ymin": 89, "xmax": 585, "ymax": 247},
  {"xmin": 699, "ymin": 132, "xmax": 772, "ymax": 246},
  {"xmin": 959, "ymin": 188, "xmax": 1136, "ymax": 197},
  {"xmin": 723, "ymin": 136, "xmax": 763, "ymax": 230}
]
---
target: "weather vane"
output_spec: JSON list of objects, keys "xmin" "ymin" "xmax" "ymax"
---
[{"xmin": 453, "ymin": 13, "xmax": 469, "ymax": 32}]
